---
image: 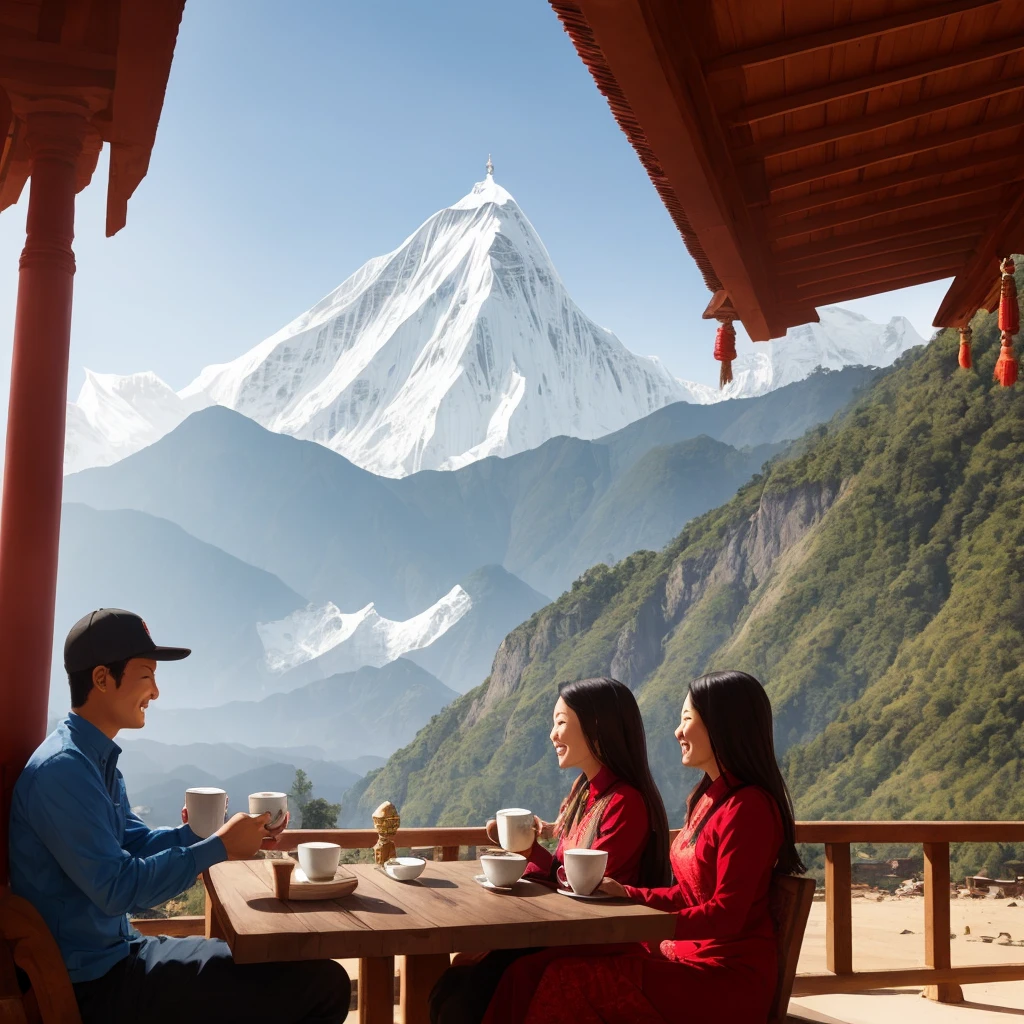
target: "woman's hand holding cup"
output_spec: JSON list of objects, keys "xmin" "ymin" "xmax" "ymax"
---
[{"xmin": 597, "ymin": 876, "xmax": 627, "ymax": 898}]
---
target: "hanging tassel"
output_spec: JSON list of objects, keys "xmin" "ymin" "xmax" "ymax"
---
[
  {"xmin": 714, "ymin": 320, "xmax": 737, "ymax": 389},
  {"xmin": 958, "ymin": 326, "xmax": 973, "ymax": 370},
  {"xmin": 994, "ymin": 256, "xmax": 1019, "ymax": 387}
]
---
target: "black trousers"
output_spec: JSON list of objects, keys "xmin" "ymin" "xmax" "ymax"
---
[
  {"xmin": 429, "ymin": 949, "xmax": 539, "ymax": 1024},
  {"xmin": 72, "ymin": 935, "xmax": 350, "ymax": 1024}
]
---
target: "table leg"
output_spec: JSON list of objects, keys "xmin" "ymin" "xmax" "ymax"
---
[
  {"xmin": 401, "ymin": 953, "xmax": 450, "ymax": 1024},
  {"xmin": 359, "ymin": 956, "xmax": 396, "ymax": 1024}
]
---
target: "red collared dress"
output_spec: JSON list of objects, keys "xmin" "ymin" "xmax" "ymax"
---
[
  {"xmin": 482, "ymin": 775, "xmax": 783, "ymax": 1024},
  {"xmin": 523, "ymin": 765, "xmax": 649, "ymax": 885}
]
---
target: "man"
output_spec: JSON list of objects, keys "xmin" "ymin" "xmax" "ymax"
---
[{"xmin": 9, "ymin": 608, "xmax": 350, "ymax": 1023}]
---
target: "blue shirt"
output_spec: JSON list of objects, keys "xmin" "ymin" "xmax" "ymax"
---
[{"xmin": 8, "ymin": 714, "xmax": 227, "ymax": 982}]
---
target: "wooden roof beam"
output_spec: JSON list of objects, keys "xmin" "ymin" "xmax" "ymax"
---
[
  {"xmin": 704, "ymin": 0, "xmax": 1002, "ymax": 75},
  {"xmin": 764, "ymin": 144, "xmax": 1023, "ymax": 216},
  {"xmin": 934, "ymin": 186, "xmax": 1024, "ymax": 326},
  {"xmin": 798, "ymin": 258, "xmax": 967, "ymax": 304},
  {"xmin": 776, "ymin": 224, "xmax": 982, "ymax": 275},
  {"xmin": 728, "ymin": 33, "xmax": 1024, "ymax": 127},
  {"xmin": 779, "ymin": 238, "xmax": 980, "ymax": 283},
  {"xmin": 768, "ymin": 110, "xmax": 1024, "ymax": 193},
  {"xmin": 787, "ymin": 246, "xmax": 976, "ymax": 290},
  {"xmin": 739, "ymin": 74, "xmax": 1024, "ymax": 163},
  {"xmin": 802, "ymin": 267, "xmax": 961, "ymax": 306},
  {"xmin": 574, "ymin": 0, "xmax": 781, "ymax": 338},
  {"xmin": 773, "ymin": 204, "xmax": 994, "ymax": 261},
  {"xmin": 768, "ymin": 174, "xmax": 1019, "ymax": 240}
]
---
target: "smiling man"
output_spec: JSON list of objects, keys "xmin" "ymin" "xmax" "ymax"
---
[{"xmin": 8, "ymin": 608, "xmax": 349, "ymax": 1023}]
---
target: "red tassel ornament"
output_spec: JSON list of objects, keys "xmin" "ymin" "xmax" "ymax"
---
[
  {"xmin": 958, "ymin": 326, "xmax": 973, "ymax": 370},
  {"xmin": 714, "ymin": 320, "xmax": 737, "ymax": 389},
  {"xmin": 994, "ymin": 257, "xmax": 1019, "ymax": 388}
]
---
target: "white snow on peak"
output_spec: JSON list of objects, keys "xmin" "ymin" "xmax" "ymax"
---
[
  {"xmin": 258, "ymin": 585, "xmax": 472, "ymax": 677},
  {"xmin": 719, "ymin": 306, "xmax": 926, "ymax": 400},
  {"xmin": 450, "ymin": 175, "xmax": 515, "ymax": 210},
  {"xmin": 61, "ymin": 174, "xmax": 927, "ymax": 478}
]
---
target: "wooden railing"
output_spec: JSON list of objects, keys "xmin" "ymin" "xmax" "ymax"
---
[
  {"xmin": 132, "ymin": 821, "xmax": 1024, "ymax": 1006},
  {"xmin": 791, "ymin": 821, "xmax": 1024, "ymax": 1003}
]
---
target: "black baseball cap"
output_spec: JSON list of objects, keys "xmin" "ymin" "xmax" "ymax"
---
[{"xmin": 64, "ymin": 609, "xmax": 191, "ymax": 674}]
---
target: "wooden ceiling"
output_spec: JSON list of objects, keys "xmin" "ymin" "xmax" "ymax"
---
[
  {"xmin": 0, "ymin": 0, "xmax": 185, "ymax": 235},
  {"xmin": 550, "ymin": 0, "xmax": 1024, "ymax": 340}
]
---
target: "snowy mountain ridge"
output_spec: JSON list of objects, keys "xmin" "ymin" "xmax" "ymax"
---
[
  {"xmin": 63, "ymin": 173, "xmax": 926, "ymax": 478},
  {"xmin": 258, "ymin": 585, "xmax": 472, "ymax": 679}
]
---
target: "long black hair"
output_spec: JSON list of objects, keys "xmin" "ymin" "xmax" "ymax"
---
[
  {"xmin": 557, "ymin": 676, "xmax": 671, "ymax": 887},
  {"xmin": 685, "ymin": 670, "xmax": 804, "ymax": 875}
]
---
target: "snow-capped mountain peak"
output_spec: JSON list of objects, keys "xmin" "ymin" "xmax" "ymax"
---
[{"xmin": 62, "ymin": 172, "xmax": 926, "ymax": 478}]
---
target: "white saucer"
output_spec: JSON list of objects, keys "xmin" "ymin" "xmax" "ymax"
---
[
  {"xmin": 556, "ymin": 887, "xmax": 613, "ymax": 900},
  {"xmin": 473, "ymin": 873, "xmax": 520, "ymax": 893}
]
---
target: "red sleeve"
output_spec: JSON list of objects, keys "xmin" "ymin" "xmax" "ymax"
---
[
  {"xmin": 621, "ymin": 881, "xmax": 687, "ymax": 912},
  {"xmin": 670, "ymin": 790, "xmax": 780, "ymax": 941},
  {"xmin": 586, "ymin": 786, "xmax": 649, "ymax": 883},
  {"xmin": 523, "ymin": 840, "xmax": 556, "ymax": 881}
]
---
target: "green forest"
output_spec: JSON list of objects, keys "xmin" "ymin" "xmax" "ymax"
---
[{"xmin": 345, "ymin": 276, "xmax": 1024, "ymax": 877}]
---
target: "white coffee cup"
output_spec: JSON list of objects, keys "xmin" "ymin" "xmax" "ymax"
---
[
  {"xmin": 563, "ymin": 848, "xmax": 609, "ymax": 896},
  {"xmin": 297, "ymin": 841, "xmax": 341, "ymax": 882},
  {"xmin": 496, "ymin": 808, "xmax": 535, "ymax": 852},
  {"xmin": 480, "ymin": 852, "xmax": 527, "ymax": 888},
  {"xmin": 248, "ymin": 791, "xmax": 288, "ymax": 829},
  {"xmin": 184, "ymin": 787, "xmax": 228, "ymax": 839}
]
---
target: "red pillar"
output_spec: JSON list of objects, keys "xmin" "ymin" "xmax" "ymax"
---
[{"xmin": 0, "ymin": 109, "xmax": 85, "ymax": 886}]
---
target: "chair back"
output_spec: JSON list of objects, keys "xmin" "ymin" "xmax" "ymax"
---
[
  {"xmin": 768, "ymin": 874, "xmax": 815, "ymax": 1024},
  {"xmin": 0, "ymin": 893, "xmax": 81, "ymax": 1024}
]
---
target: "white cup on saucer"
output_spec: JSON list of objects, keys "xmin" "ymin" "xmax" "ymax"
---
[
  {"xmin": 495, "ymin": 808, "xmax": 534, "ymax": 852},
  {"xmin": 562, "ymin": 848, "xmax": 608, "ymax": 896},
  {"xmin": 248, "ymin": 791, "xmax": 288, "ymax": 829},
  {"xmin": 184, "ymin": 787, "xmax": 228, "ymax": 839},
  {"xmin": 297, "ymin": 842, "xmax": 341, "ymax": 881},
  {"xmin": 480, "ymin": 852, "xmax": 527, "ymax": 888}
]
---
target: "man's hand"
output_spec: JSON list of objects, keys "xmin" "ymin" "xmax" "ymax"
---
[
  {"xmin": 597, "ymin": 876, "xmax": 627, "ymax": 898},
  {"xmin": 216, "ymin": 812, "xmax": 272, "ymax": 860},
  {"xmin": 260, "ymin": 811, "xmax": 290, "ymax": 849}
]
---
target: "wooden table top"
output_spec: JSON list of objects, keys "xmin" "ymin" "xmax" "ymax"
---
[{"xmin": 204, "ymin": 859, "xmax": 677, "ymax": 964}]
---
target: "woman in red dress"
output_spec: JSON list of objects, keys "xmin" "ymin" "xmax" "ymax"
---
[
  {"xmin": 481, "ymin": 670, "xmax": 805, "ymax": 1024},
  {"xmin": 430, "ymin": 676, "xmax": 670, "ymax": 1024}
]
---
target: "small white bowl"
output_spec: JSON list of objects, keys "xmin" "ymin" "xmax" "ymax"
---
[
  {"xmin": 480, "ymin": 852, "xmax": 527, "ymax": 888},
  {"xmin": 385, "ymin": 856, "xmax": 426, "ymax": 881}
]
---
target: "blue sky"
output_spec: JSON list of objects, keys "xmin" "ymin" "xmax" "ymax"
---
[{"xmin": 0, "ymin": 0, "xmax": 948, "ymax": 425}]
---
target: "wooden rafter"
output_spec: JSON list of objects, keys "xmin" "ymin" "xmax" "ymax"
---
[
  {"xmin": 767, "ymin": 110, "xmax": 1024, "ymax": 193},
  {"xmin": 789, "ymin": 248, "xmax": 975, "ymax": 292},
  {"xmin": 776, "ymin": 224, "xmax": 982, "ymax": 274},
  {"xmin": 738, "ymin": 75, "xmax": 1024, "ymax": 164},
  {"xmin": 778, "ymin": 238, "xmax": 981, "ymax": 282},
  {"xmin": 765, "ymin": 145, "xmax": 1023, "ymax": 215},
  {"xmin": 773, "ymin": 204, "xmax": 993, "ymax": 262},
  {"xmin": 799, "ymin": 263, "xmax": 966, "ymax": 305},
  {"xmin": 768, "ymin": 174, "xmax": 1018, "ymax": 239},
  {"xmin": 703, "ymin": 0, "xmax": 1002, "ymax": 75},
  {"xmin": 728, "ymin": 33, "xmax": 1024, "ymax": 127}
]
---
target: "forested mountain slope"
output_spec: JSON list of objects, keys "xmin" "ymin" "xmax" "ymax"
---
[{"xmin": 344, "ymin": 288, "xmax": 1024, "ymax": 851}]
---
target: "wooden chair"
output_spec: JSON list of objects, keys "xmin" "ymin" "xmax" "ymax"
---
[
  {"xmin": 0, "ymin": 893, "xmax": 81, "ymax": 1024},
  {"xmin": 768, "ymin": 874, "xmax": 816, "ymax": 1024}
]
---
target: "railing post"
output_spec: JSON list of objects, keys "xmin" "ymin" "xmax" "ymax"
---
[
  {"xmin": 825, "ymin": 842, "xmax": 853, "ymax": 975},
  {"xmin": 437, "ymin": 846, "xmax": 460, "ymax": 862},
  {"xmin": 924, "ymin": 842, "xmax": 964, "ymax": 1003}
]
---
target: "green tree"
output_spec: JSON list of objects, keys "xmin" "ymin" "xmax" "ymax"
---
[
  {"xmin": 301, "ymin": 797, "xmax": 341, "ymax": 829},
  {"xmin": 289, "ymin": 768, "xmax": 313, "ymax": 827}
]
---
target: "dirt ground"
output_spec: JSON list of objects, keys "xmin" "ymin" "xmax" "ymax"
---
[{"xmin": 793, "ymin": 894, "xmax": 1024, "ymax": 1022}]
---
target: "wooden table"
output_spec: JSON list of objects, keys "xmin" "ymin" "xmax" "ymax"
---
[{"xmin": 204, "ymin": 859, "xmax": 677, "ymax": 1024}]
